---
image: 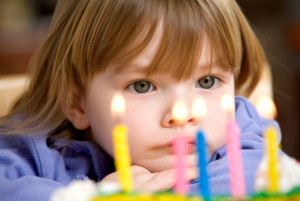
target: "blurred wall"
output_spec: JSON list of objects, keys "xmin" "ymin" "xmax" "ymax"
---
[
  {"xmin": 237, "ymin": 0, "xmax": 300, "ymax": 159},
  {"xmin": 0, "ymin": 0, "xmax": 57, "ymax": 75}
]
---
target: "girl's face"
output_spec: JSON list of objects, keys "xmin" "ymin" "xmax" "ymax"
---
[{"xmin": 82, "ymin": 36, "xmax": 235, "ymax": 173}]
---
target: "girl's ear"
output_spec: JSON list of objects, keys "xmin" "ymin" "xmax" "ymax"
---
[{"xmin": 64, "ymin": 92, "xmax": 90, "ymax": 130}]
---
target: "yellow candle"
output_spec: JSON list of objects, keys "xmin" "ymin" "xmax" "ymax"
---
[
  {"xmin": 266, "ymin": 126, "xmax": 279, "ymax": 193},
  {"xmin": 256, "ymin": 96, "xmax": 279, "ymax": 193},
  {"xmin": 113, "ymin": 124, "xmax": 133, "ymax": 192},
  {"xmin": 111, "ymin": 93, "xmax": 133, "ymax": 192}
]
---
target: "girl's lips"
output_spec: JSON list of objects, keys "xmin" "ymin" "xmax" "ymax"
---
[
  {"xmin": 158, "ymin": 135, "xmax": 196, "ymax": 153},
  {"xmin": 184, "ymin": 142, "xmax": 196, "ymax": 153}
]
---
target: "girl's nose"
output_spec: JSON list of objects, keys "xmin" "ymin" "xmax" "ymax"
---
[{"xmin": 161, "ymin": 112, "xmax": 199, "ymax": 128}]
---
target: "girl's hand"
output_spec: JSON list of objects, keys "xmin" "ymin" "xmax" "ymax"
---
[{"xmin": 100, "ymin": 165, "xmax": 198, "ymax": 192}]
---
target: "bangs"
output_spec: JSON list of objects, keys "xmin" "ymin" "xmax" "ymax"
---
[
  {"xmin": 69, "ymin": 0, "xmax": 244, "ymax": 90},
  {"xmin": 72, "ymin": 0, "xmax": 243, "ymax": 82}
]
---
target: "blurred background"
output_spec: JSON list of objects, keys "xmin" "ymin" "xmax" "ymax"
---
[{"xmin": 0, "ymin": 0, "xmax": 300, "ymax": 158}]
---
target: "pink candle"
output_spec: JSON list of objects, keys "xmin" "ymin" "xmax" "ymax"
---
[
  {"xmin": 173, "ymin": 136, "xmax": 189, "ymax": 194},
  {"xmin": 221, "ymin": 94, "xmax": 245, "ymax": 197},
  {"xmin": 226, "ymin": 120, "xmax": 246, "ymax": 197}
]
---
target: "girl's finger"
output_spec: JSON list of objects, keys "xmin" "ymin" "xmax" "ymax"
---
[
  {"xmin": 101, "ymin": 165, "xmax": 150, "ymax": 183},
  {"xmin": 130, "ymin": 165, "xmax": 151, "ymax": 175},
  {"xmin": 139, "ymin": 167, "xmax": 198, "ymax": 192}
]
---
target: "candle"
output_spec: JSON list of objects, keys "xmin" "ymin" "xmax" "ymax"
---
[
  {"xmin": 192, "ymin": 98, "xmax": 210, "ymax": 199},
  {"xmin": 265, "ymin": 127, "xmax": 279, "ymax": 193},
  {"xmin": 256, "ymin": 96, "xmax": 279, "ymax": 193},
  {"xmin": 221, "ymin": 94, "xmax": 246, "ymax": 197},
  {"xmin": 173, "ymin": 136, "xmax": 189, "ymax": 194},
  {"xmin": 196, "ymin": 132, "xmax": 210, "ymax": 198},
  {"xmin": 172, "ymin": 100, "xmax": 189, "ymax": 194},
  {"xmin": 111, "ymin": 93, "xmax": 133, "ymax": 192}
]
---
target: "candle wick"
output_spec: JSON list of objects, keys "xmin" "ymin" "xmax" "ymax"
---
[
  {"xmin": 115, "ymin": 116, "xmax": 122, "ymax": 125},
  {"xmin": 198, "ymin": 117, "xmax": 205, "ymax": 129},
  {"xmin": 176, "ymin": 126, "xmax": 184, "ymax": 135},
  {"xmin": 225, "ymin": 109, "xmax": 234, "ymax": 121}
]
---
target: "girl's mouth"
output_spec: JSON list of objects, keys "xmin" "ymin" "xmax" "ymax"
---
[
  {"xmin": 185, "ymin": 142, "xmax": 196, "ymax": 153},
  {"xmin": 158, "ymin": 135, "xmax": 196, "ymax": 154}
]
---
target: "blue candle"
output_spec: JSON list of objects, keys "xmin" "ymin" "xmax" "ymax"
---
[{"xmin": 197, "ymin": 130, "xmax": 210, "ymax": 199}]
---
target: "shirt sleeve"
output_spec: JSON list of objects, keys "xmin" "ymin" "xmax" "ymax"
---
[{"xmin": 0, "ymin": 134, "xmax": 65, "ymax": 201}]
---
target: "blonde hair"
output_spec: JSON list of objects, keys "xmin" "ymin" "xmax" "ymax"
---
[{"xmin": 0, "ymin": 0, "xmax": 266, "ymax": 139}]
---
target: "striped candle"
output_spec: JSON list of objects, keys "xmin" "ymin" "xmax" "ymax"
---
[
  {"xmin": 255, "ymin": 96, "xmax": 279, "ymax": 193},
  {"xmin": 266, "ymin": 127, "xmax": 279, "ymax": 193},
  {"xmin": 226, "ymin": 121, "xmax": 246, "ymax": 197},
  {"xmin": 173, "ymin": 136, "xmax": 189, "ymax": 194},
  {"xmin": 197, "ymin": 131, "xmax": 210, "ymax": 199},
  {"xmin": 113, "ymin": 124, "xmax": 133, "ymax": 192},
  {"xmin": 111, "ymin": 93, "xmax": 133, "ymax": 192}
]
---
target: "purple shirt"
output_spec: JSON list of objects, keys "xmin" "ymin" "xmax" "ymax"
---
[{"xmin": 0, "ymin": 96, "xmax": 282, "ymax": 200}]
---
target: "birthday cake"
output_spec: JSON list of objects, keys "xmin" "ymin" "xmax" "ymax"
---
[{"xmin": 50, "ymin": 154, "xmax": 300, "ymax": 201}]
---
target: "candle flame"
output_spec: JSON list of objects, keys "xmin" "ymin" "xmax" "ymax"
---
[
  {"xmin": 172, "ymin": 100, "xmax": 188, "ymax": 123},
  {"xmin": 192, "ymin": 98, "xmax": 207, "ymax": 119},
  {"xmin": 221, "ymin": 94, "xmax": 234, "ymax": 113},
  {"xmin": 256, "ymin": 96, "xmax": 277, "ymax": 120},
  {"xmin": 111, "ymin": 93, "xmax": 125, "ymax": 118}
]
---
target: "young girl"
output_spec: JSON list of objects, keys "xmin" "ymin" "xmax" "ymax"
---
[{"xmin": 0, "ymin": 0, "xmax": 281, "ymax": 200}]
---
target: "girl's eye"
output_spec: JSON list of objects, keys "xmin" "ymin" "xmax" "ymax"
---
[
  {"xmin": 196, "ymin": 76, "xmax": 219, "ymax": 89},
  {"xmin": 128, "ymin": 81, "xmax": 154, "ymax": 93}
]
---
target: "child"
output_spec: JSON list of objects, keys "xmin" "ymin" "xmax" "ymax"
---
[{"xmin": 0, "ymin": 0, "xmax": 281, "ymax": 200}]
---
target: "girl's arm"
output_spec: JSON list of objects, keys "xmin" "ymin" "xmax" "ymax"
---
[{"xmin": 0, "ymin": 134, "xmax": 65, "ymax": 201}]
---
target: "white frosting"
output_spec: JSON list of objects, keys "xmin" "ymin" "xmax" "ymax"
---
[
  {"xmin": 97, "ymin": 181, "xmax": 121, "ymax": 194},
  {"xmin": 50, "ymin": 180, "xmax": 122, "ymax": 201},
  {"xmin": 255, "ymin": 155, "xmax": 300, "ymax": 193},
  {"xmin": 50, "ymin": 180, "xmax": 97, "ymax": 201}
]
